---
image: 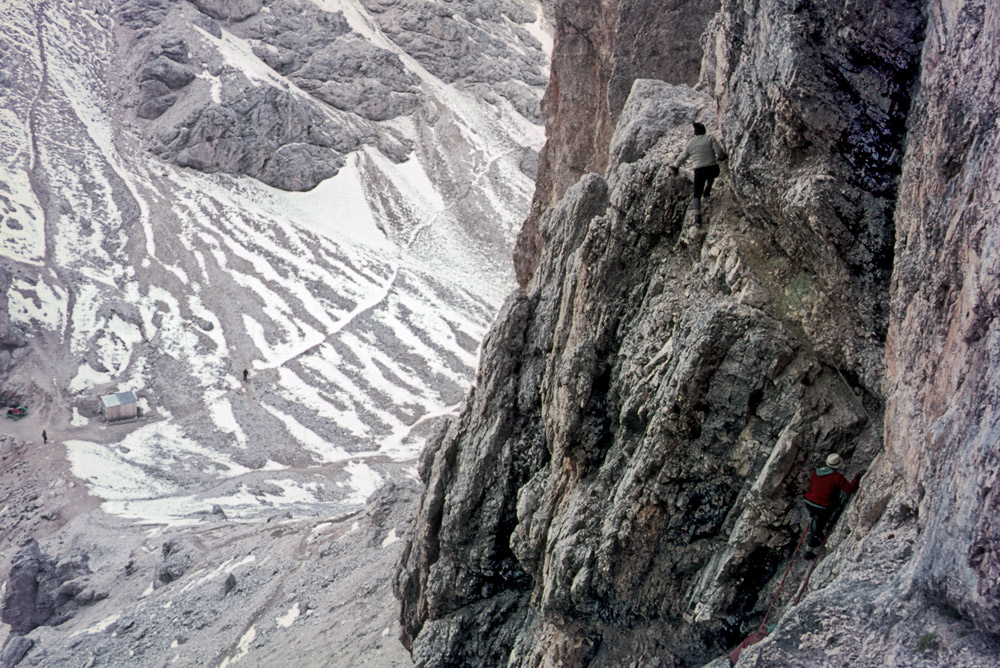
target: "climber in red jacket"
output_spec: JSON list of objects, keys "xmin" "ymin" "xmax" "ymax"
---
[{"xmin": 802, "ymin": 453, "xmax": 863, "ymax": 559}]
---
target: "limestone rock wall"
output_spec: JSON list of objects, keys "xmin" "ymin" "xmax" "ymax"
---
[
  {"xmin": 397, "ymin": 76, "xmax": 884, "ymax": 666},
  {"xmin": 887, "ymin": 1, "xmax": 1000, "ymax": 626},
  {"xmin": 118, "ymin": 0, "xmax": 545, "ymax": 191},
  {"xmin": 737, "ymin": 3, "xmax": 1000, "ymax": 664},
  {"xmin": 0, "ymin": 268, "xmax": 23, "ymax": 352},
  {"xmin": 702, "ymin": 0, "xmax": 925, "ymax": 393},
  {"xmin": 513, "ymin": 0, "xmax": 719, "ymax": 287},
  {"xmin": 398, "ymin": 0, "xmax": 1000, "ymax": 666}
]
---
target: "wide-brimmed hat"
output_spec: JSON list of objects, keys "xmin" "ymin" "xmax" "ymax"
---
[{"xmin": 826, "ymin": 453, "xmax": 843, "ymax": 469}]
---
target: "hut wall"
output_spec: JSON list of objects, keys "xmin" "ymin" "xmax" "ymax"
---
[{"xmin": 105, "ymin": 403, "xmax": 137, "ymax": 421}]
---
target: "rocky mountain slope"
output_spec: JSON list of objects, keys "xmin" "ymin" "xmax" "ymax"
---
[
  {"xmin": 396, "ymin": 0, "xmax": 1000, "ymax": 666},
  {"xmin": 1, "ymin": 0, "xmax": 548, "ymax": 665}
]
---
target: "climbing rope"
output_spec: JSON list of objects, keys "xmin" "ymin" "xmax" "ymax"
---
[
  {"xmin": 794, "ymin": 525, "xmax": 832, "ymax": 605},
  {"xmin": 758, "ymin": 524, "xmax": 809, "ymax": 633},
  {"xmin": 747, "ymin": 365, "xmax": 875, "ymax": 638}
]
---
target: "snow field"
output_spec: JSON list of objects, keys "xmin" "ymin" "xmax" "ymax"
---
[
  {"xmin": 0, "ymin": 3, "xmax": 47, "ymax": 265},
  {"xmin": 12, "ymin": 0, "xmax": 543, "ymax": 529}
]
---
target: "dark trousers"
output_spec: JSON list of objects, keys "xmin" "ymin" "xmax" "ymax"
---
[
  {"xmin": 805, "ymin": 503, "xmax": 835, "ymax": 549},
  {"xmin": 693, "ymin": 164, "xmax": 720, "ymax": 198}
]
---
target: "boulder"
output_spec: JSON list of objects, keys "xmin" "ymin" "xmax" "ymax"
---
[
  {"xmin": 189, "ymin": 0, "xmax": 262, "ymax": 22},
  {"xmin": 0, "ymin": 636, "xmax": 34, "ymax": 668},
  {"xmin": 139, "ymin": 56, "xmax": 195, "ymax": 90},
  {"xmin": 0, "ymin": 540, "xmax": 103, "ymax": 635}
]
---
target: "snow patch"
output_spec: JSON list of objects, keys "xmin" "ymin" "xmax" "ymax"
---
[
  {"xmin": 219, "ymin": 625, "xmax": 256, "ymax": 667},
  {"xmin": 524, "ymin": 6, "xmax": 554, "ymax": 60},
  {"xmin": 209, "ymin": 398, "xmax": 248, "ymax": 448},
  {"xmin": 69, "ymin": 364, "xmax": 114, "ymax": 393},
  {"xmin": 70, "ymin": 407, "xmax": 89, "ymax": 426},
  {"xmin": 72, "ymin": 613, "xmax": 121, "ymax": 637},
  {"xmin": 273, "ymin": 152, "xmax": 388, "ymax": 251},
  {"xmin": 275, "ymin": 602, "xmax": 300, "ymax": 628},
  {"xmin": 338, "ymin": 461, "xmax": 382, "ymax": 505},
  {"xmin": 8, "ymin": 276, "xmax": 67, "ymax": 332}
]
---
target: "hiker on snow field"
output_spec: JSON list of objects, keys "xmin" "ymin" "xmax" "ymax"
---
[
  {"xmin": 670, "ymin": 122, "xmax": 727, "ymax": 220},
  {"xmin": 803, "ymin": 453, "xmax": 863, "ymax": 559}
]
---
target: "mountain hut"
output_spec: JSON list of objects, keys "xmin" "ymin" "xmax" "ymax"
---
[{"xmin": 100, "ymin": 390, "xmax": 138, "ymax": 422}]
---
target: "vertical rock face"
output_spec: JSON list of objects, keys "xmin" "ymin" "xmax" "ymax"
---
[
  {"xmin": 0, "ymin": 267, "xmax": 24, "ymax": 352},
  {"xmin": 741, "ymin": 4, "xmax": 1000, "ymax": 661},
  {"xmin": 398, "ymin": 0, "xmax": 1000, "ymax": 667},
  {"xmin": 886, "ymin": 0, "xmax": 1000, "ymax": 640},
  {"xmin": 514, "ymin": 0, "xmax": 720, "ymax": 287},
  {"xmin": 398, "ymin": 77, "xmax": 884, "ymax": 666},
  {"xmin": 703, "ymin": 0, "xmax": 924, "ymax": 392},
  {"xmin": 608, "ymin": 0, "xmax": 720, "ymax": 119}
]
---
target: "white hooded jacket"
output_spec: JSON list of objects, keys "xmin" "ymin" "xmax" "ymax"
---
[{"xmin": 673, "ymin": 134, "xmax": 727, "ymax": 169}]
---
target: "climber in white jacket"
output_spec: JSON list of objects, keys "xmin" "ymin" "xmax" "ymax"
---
[{"xmin": 670, "ymin": 122, "xmax": 727, "ymax": 219}]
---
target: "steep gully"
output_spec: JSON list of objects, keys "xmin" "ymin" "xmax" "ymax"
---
[{"xmin": 396, "ymin": 0, "xmax": 1000, "ymax": 667}]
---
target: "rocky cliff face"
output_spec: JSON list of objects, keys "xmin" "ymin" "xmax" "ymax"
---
[
  {"xmin": 0, "ymin": 267, "xmax": 24, "ymax": 372},
  {"xmin": 886, "ymin": 0, "xmax": 1000, "ymax": 628},
  {"xmin": 514, "ymin": 0, "xmax": 719, "ymax": 288},
  {"xmin": 397, "ymin": 0, "xmax": 1000, "ymax": 666},
  {"xmin": 116, "ymin": 0, "xmax": 547, "ymax": 191}
]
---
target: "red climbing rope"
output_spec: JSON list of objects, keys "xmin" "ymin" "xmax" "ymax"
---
[
  {"xmin": 758, "ymin": 524, "xmax": 809, "ymax": 633},
  {"xmin": 793, "ymin": 527, "xmax": 832, "ymax": 605}
]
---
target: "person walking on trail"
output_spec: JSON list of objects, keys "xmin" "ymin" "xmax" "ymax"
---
[
  {"xmin": 242, "ymin": 368, "xmax": 249, "ymax": 382},
  {"xmin": 42, "ymin": 429, "xmax": 47, "ymax": 444},
  {"xmin": 803, "ymin": 453, "xmax": 864, "ymax": 559},
  {"xmin": 670, "ymin": 122, "xmax": 727, "ymax": 220}
]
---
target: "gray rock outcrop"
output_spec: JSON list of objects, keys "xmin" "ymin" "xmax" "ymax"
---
[
  {"xmin": 137, "ymin": 51, "xmax": 196, "ymax": 119},
  {"xmin": 358, "ymin": 0, "xmax": 547, "ymax": 92},
  {"xmin": 397, "ymin": 0, "xmax": 1000, "ymax": 666},
  {"xmin": 514, "ymin": 0, "xmax": 720, "ymax": 287},
  {"xmin": 118, "ymin": 0, "xmax": 547, "ymax": 191},
  {"xmin": 115, "ymin": 0, "xmax": 177, "ymax": 31},
  {"xmin": 0, "ymin": 540, "xmax": 107, "ymax": 636},
  {"xmin": 155, "ymin": 539, "xmax": 194, "ymax": 587},
  {"xmin": 190, "ymin": 0, "xmax": 262, "ymax": 22},
  {"xmin": 153, "ymin": 86, "xmax": 354, "ymax": 191},
  {"xmin": 0, "ymin": 267, "xmax": 24, "ymax": 353},
  {"xmin": 241, "ymin": 0, "xmax": 420, "ymax": 122},
  {"xmin": 0, "ymin": 636, "xmax": 34, "ymax": 668}
]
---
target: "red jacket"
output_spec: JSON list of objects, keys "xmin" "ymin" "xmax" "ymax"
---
[{"xmin": 804, "ymin": 467, "xmax": 861, "ymax": 507}]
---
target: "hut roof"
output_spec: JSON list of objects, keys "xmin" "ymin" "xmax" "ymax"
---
[{"xmin": 100, "ymin": 391, "xmax": 137, "ymax": 408}]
